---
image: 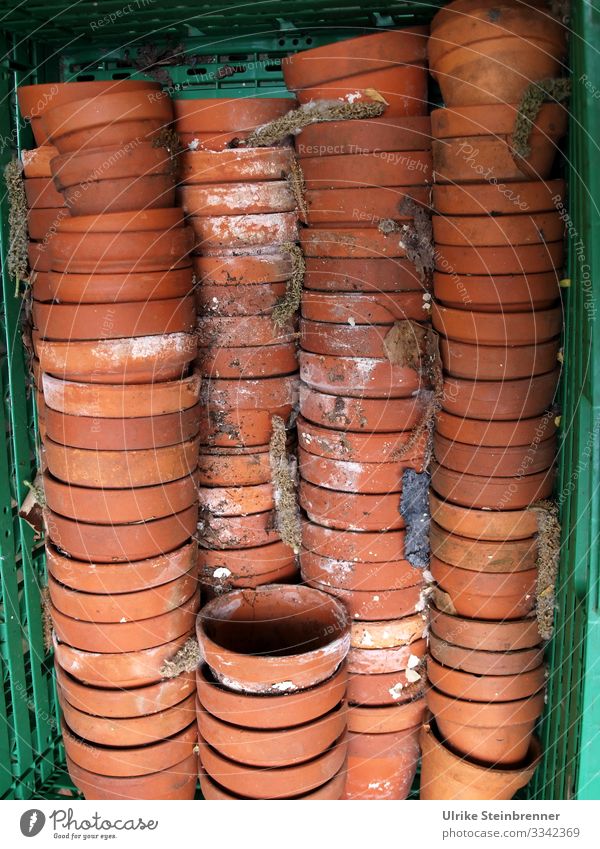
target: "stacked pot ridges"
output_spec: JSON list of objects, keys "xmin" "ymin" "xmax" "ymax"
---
[
  {"xmin": 177, "ymin": 98, "xmax": 301, "ymax": 592},
  {"xmin": 284, "ymin": 28, "xmax": 433, "ymax": 800},
  {"xmin": 195, "ymin": 585, "xmax": 350, "ymax": 799},
  {"xmin": 422, "ymin": 0, "xmax": 567, "ymax": 800},
  {"xmin": 18, "ymin": 79, "xmax": 200, "ymax": 800}
]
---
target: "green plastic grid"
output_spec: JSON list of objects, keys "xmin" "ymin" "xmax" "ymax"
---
[{"xmin": 0, "ymin": 0, "xmax": 597, "ymax": 801}]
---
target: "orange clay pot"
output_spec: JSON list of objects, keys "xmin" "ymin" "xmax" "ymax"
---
[
  {"xmin": 428, "ymin": 631, "xmax": 545, "ymax": 677},
  {"xmin": 432, "ymin": 303, "xmax": 562, "ymax": 346},
  {"xmin": 197, "ymin": 766, "xmax": 346, "ymax": 800},
  {"xmin": 299, "ymin": 480, "xmax": 405, "ymax": 532},
  {"xmin": 197, "ymin": 281, "xmax": 286, "ymax": 315},
  {"xmin": 49, "ymin": 208, "xmax": 193, "ymax": 274},
  {"xmin": 42, "ymin": 90, "xmax": 172, "ymax": 153},
  {"xmin": 173, "ymin": 97, "xmax": 293, "ymax": 135},
  {"xmin": 426, "ymin": 656, "xmax": 546, "ymax": 703},
  {"xmin": 345, "ymin": 726, "xmax": 420, "ymax": 800},
  {"xmin": 305, "ymin": 579, "xmax": 424, "ymax": 621},
  {"xmin": 347, "ymin": 639, "xmax": 427, "ymax": 675},
  {"xmin": 302, "ymin": 290, "xmax": 427, "ymax": 324},
  {"xmin": 442, "ymin": 369, "xmax": 559, "ymax": 421},
  {"xmin": 297, "ymin": 416, "xmax": 425, "ymax": 463},
  {"xmin": 302, "ymin": 520, "xmax": 406, "ymax": 562},
  {"xmin": 300, "ymin": 352, "xmax": 421, "ymax": 399},
  {"xmin": 190, "ymin": 212, "xmax": 298, "ymax": 251},
  {"xmin": 303, "ymin": 256, "xmax": 423, "ymax": 292},
  {"xmin": 46, "ymin": 266, "xmax": 193, "ymax": 304},
  {"xmin": 435, "ymin": 242, "xmax": 564, "ymax": 275},
  {"xmin": 299, "ymin": 446, "xmax": 421, "ymax": 493},
  {"xmin": 300, "ymin": 154, "xmax": 432, "ymax": 190},
  {"xmin": 432, "ymin": 179, "xmax": 564, "ymax": 216},
  {"xmin": 22, "ymin": 145, "xmax": 58, "ymax": 178},
  {"xmin": 305, "ymin": 186, "xmax": 430, "ymax": 227},
  {"xmin": 193, "ymin": 252, "xmax": 293, "ymax": 286},
  {"xmin": 419, "ymin": 722, "xmax": 541, "ymax": 800},
  {"xmin": 198, "ymin": 511, "xmax": 279, "ymax": 551},
  {"xmin": 296, "ymin": 115, "xmax": 432, "ymax": 157},
  {"xmin": 197, "ymin": 448, "xmax": 271, "ymax": 487},
  {"xmin": 435, "ymin": 409, "xmax": 556, "ymax": 448},
  {"xmin": 433, "ymin": 432, "xmax": 556, "ymax": 478},
  {"xmin": 27, "ymin": 207, "xmax": 66, "ymax": 240},
  {"xmin": 433, "ymin": 270, "xmax": 560, "ymax": 313},
  {"xmin": 299, "ymin": 384, "xmax": 424, "ymax": 433},
  {"xmin": 430, "ymin": 556, "xmax": 537, "ymax": 620},
  {"xmin": 428, "ymin": 523, "xmax": 537, "ymax": 573},
  {"xmin": 198, "ymin": 541, "xmax": 295, "ymax": 586},
  {"xmin": 431, "ymin": 462, "xmax": 554, "ymax": 510},
  {"xmin": 300, "ymin": 227, "xmax": 408, "ymax": 259},
  {"xmin": 439, "ymin": 337, "xmax": 560, "ymax": 381},
  {"xmin": 67, "ymin": 753, "xmax": 197, "ymax": 800},
  {"xmin": 180, "ymin": 181, "xmax": 295, "ymax": 217},
  {"xmin": 347, "ymin": 698, "xmax": 426, "ymax": 734},
  {"xmin": 347, "ymin": 668, "xmax": 425, "ymax": 706},
  {"xmin": 197, "ymin": 343, "xmax": 297, "ymax": 379},
  {"xmin": 179, "ymin": 147, "xmax": 294, "ymax": 184},
  {"xmin": 24, "ymin": 176, "xmax": 65, "ymax": 209},
  {"xmin": 196, "ymin": 584, "xmax": 350, "ymax": 694},
  {"xmin": 429, "ymin": 490, "xmax": 540, "ymax": 541},
  {"xmin": 430, "ymin": 606, "xmax": 542, "ymax": 652},
  {"xmin": 350, "ymin": 615, "xmax": 426, "ymax": 649},
  {"xmin": 197, "ymin": 314, "xmax": 294, "ymax": 348},
  {"xmin": 433, "ymin": 211, "xmax": 563, "ymax": 247}
]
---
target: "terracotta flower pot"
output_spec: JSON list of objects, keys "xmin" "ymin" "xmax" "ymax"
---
[
  {"xmin": 179, "ymin": 147, "xmax": 294, "ymax": 184},
  {"xmin": 427, "ymin": 686, "xmax": 544, "ymax": 765},
  {"xmin": 347, "ymin": 669, "xmax": 424, "ymax": 706},
  {"xmin": 199, "ymin": 406, "xmax": 292, "ymax": 450},
  {"xmin": 296, "ymin": 116, "xmax": 432, "ymax": 158},
  {"xmin": 350, "ymin": 615, "xmax": 426, "ymax": 649},
  {"xmin": 300, "ymin": 227, "xmax": 408, "ymax": 259},
  {"xmin": 431, "ymin": 462, "xmax": 555, "ymax": 510},
  {"xmin": 198, "ymin": 766, "xmax": 345, "ymax": 800},
  {"xmin": 197, "ymin": 314, "xmax": 294, "ymax": 348},
  {"xmin": 435, "ymin": 409, "xmax": 556, "ymax": 449},
  {"xmin": 173, "ymin": 96, "xmax": 293, "ymax": 135},
  {"xmin": 22, "ymin": 145, "xmax": 58, "ymax": 178},
  {"xmin": 196, "ymin": 584, "xmax": 350, "ymax": 693},
  {"xmin": 46, "ymin": 540, "xmax": 197, "ymax": 595},
  {"xmin": 193, "ymin": 252, "xmax": 293, "ymax": 286},
  {"xmin": 429, "ymin": 632, "xmax": 545, "ymax": 677},
  {"xmin": 34, "ymin": 332, "xmax": 196, "ymax": 384},
  {"xmin": 44, "ymin": 405, "xmax": 201, "ymax": 451},
  {"xmin": 199, "ymin": 732, "xmax": 348, "ymax": 799},
  {"xmin": 48, "ymin": 569, "xmax": 197, "ymax": 624},
  {"xmin": 300, "ymin": 352, "xmax": 421, "ymax": 399},
  {"xmin": 47, "ymin": 266, "xmax": 193, "ymax": 304},
  {"xmin": 43, "ymin": 372, "xmax": 201, "ymax": 418},
  {"xmin": 442, "ymin": 369, "xmax": 559, "ymax": 421},
  {"xmin": 197, "ymin": 281, "xmax": 287, "ymax": 317},
  {"xmin": 29, "ymin": 240, "xmax": 52, "ymax": 272},
  {"xmin": 199, "ymin": 541, "xmax": 296, "ymax": 585},
  {"xmin": 197, "ymin": 700, "xmax": 347, "ymax": 767},
  {"xmin": 50, "ymin": 208, "xmax": 193, "ymax": 274},
  {"xmin": 50, "ymin": 592, "xmax": 200, "ymax": 654},
  {"xmin": 347, "ymin": 698, "xmax": 426, "ymax": 735},
  {"xmin": 431, "ymin": 556, "xmax": 537, "ymax": 620},
  {"xmin": 302, "ymin": 520, "xmax": 407, "ymax": 562},
  {"xmin": 419, "ymin": 722, "xmax": 540, "ymax": 800},
  {"xmin": 28, "ymin": 207, "xmax": 66, "ymax": 240},
  {"xmin": 18, "ymin": 80, "xmax": 161, "ymax": 145},
  {"xmin": 24, "ymin": 176, "xmax": 66, "ymax": 209},
  {"xmin": 199, "ymin": 511, "xmax": 279, "ymax": 550},
  {"xmin": 299, "ymin": 447, "xmax": 420, "ymax": 493},
  {"xmin": 429, "ymin": 490, "xmax": 539, "ymax": 541},
  {"xmin": 180, "ymin": 181, "xmax": 295, "ymax": 217},
  {"xmin": 440, "ymin": 337, "xmax": 561, "ymax": 380},
  {"xmin": 299, "ymin": 384, "xmax": 424, "ymax": 433},
  {"xmin": 67, "ymin": 753, "xmax": 197, "ymax": 800},
  {"xmin": 62, "ymin": 720, "xmax": 197, "ymax": 777},
  {"xmin": 345, "ymin": 726, "xmax": 420, "ymax": 800},
  {"xmin": 197, "ymin": 448, "xmax": 271, "ymax": 487},
  {"xmin": 198, "ymin": 342, "xmax": 297, "ymax": 379},
  {"xmin": 301, "ymin": 550, "xmax": 422, "ymax": 594},
  {"xmin": 298, "ymin": 416, "xmax": 425, "ymax": 464},
  {"xmin": 198, "ymin": 482, "xmax": 274, "ymax": 517},
  {"xmin": 434, "ymin": 523, "xmax": 538, "ymax": 573},
  {"xmin": 306, "ymin": 579, "xmax": 424, "ymax": 621},
  {"xmin": 434, "ymin": 211, "xmax": 564, "ymax": 248},
  {"xmin": 433, "ymin": 303, "xmax": 562, "ymax": 346},
  {"xmin": 190, "ymin": 212, "xmax": 298, "ymax": 251},
  {"xmin": 302, "ymin": 291, "xmax": 427, "ymax": 325},
  {"xmin": 433, "ymin": 270, "xmax": 559, "ymax": 313},
  {"xmin": 436, "ymin": 243, "xmax": 564, "ymax": 277},
  {"xmin": 299, "ymin": 480, "xmax": 405, "ymax": 532},
  {"xmin": 430, "ymin": 606, "xmax": 542, "ymax": 652},
  {"xmin": 201, "ymin": 374, "xmax": 298, "ymax": 414},
  {"xmin": 282, "ymin": 27, "xmax": 428, "ymax": 90},
  {"xmin": 426, "ymin": 656, "xmax": 546, "ymax": 703},
  {"xmin": 56, "ymin": 661, "xmax": 195, "ymax": 717},
  {"xmin": 42, "ymin": 90, "xmax": 173, "ymax": 153},
  {"xmin": 60, "ymin": 690, "xmax": 196, "ymax": 747},
  {"xmin": 32, "ymin": 273, "xmax": 54, "ymax": 302},
  {"xmin": 44, "ymin": 504, "xmax": 198, "ymax": 562},
  {"xmin": 53, "ymin": 630, "xmax": 195, "ymax": 688},
  {"xmin": 347, "ymin": 639, "xmax": 427, "ymax": 675},
  {"xmin": 301, "ymin": 153, "xmax": 432, "ymax": 190},
  {"xmin": 295, "ymin": 66, "xmax": 428, "ymax": 118},
  {"xmin": 433, "ymin": 432, "xmax": 556, "ymax": 478},
  {"xmin": 303, "ymin": 256, "xmax": 423, "ymax": 292},
  {"xmin": 44, "ymin": 436, "xmax": 198, "ymax": 488},
  {"xmin": 201, "ymin": 562, "xmax": 297, "ymax": 592},
  {"xmin": 197, "ymin": 662, "xmax": 346, "ymax": 730},
  {"xmin": 432, "ymin": 179, "xmax": 565, "ymax": 217},
  {"xmin": 428, "ymin": 0, "xmax": 566, "ymax": 107},
  {"xmin": 43, "ymin": 472, "xmax": 197, "ymax": 525}
]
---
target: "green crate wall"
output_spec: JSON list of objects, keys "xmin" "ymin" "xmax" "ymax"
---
[{"xmin": 0, "ymin": 0, "xmax": 598, "ymax": 800}]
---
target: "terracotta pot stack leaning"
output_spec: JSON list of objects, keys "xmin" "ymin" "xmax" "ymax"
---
[
  {"xmin": 283, "ymin": 29, "xmax": 433, "ymax": 800},
  {"xmin": 174, "ymin": 96, "xmax": 302, "ymax": 592},
  {"xmin": 422, "ymin": 0, "xmax": 567, "ymax": 800},
  {"xmin": 196, "ymin": 585, "xmax": 351, "ymax": 799},
  {"xmin": 19, "ymin": 79, "xmax": 201, "ymax": 800}
]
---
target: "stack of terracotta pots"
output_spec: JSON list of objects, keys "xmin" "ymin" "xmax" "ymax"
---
[
  {"xmin": 174, "ymin": 97, "xmax": 302, "ymax": 593},
  {"xmin": 19, "ymin": 79, "xmax": 201, "ymax": 799},
  {"xmin": 422, "ymin": 0, "xmax": 567, "ymax": 799},
  {"xmin": 282, "ymin": 30, "xmax": 433, "ymax": 799},
  {"xmin": 196, "ymin": 584, "xmax": 350, "ymax": 799}
]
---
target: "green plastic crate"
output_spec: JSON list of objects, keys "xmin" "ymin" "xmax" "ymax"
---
[{"xmin": 0, "ymin": 0, "xmax": 598, "ymax": 801}]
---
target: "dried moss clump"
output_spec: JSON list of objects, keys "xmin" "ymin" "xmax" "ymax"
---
[
  {"xmin": 4, "ymin": 159, "xmax": 29, "ymax": 289},
  {"xmin": 512, "ymin": 78, "xmax": 571, "ymax": 159},
  {"xmin": 270, "ymin": 415, "xmax": 301, "ymax": 553},
  {"xmin": 40, "ymin": 586, "xmax": 53, "ymax": 653},
  {"xmin": 288, "ymin": 156, "xmax": 308, "ymax": 224},
  {"xmin": 160, "ymin": 637, "xmax": 202, "ymax": 678},
  {"xmin": 244, "ymin": 99, "xmax": 386, "ymax": 148},
  {"xmin": 531, "ymin": 499, "xmax": 561, "ymax": 640},
  {"xmin": 272, "ymin": 243, "xmax": 305, "ymax": 327}
]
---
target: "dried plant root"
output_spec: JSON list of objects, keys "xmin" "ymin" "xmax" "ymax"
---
[{"xmin": 270, "ymin": 415, "xmax": 301, "ymax": 553}]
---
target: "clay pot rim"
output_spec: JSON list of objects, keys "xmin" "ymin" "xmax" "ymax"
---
[
  {"xmin": 427, "ymin": 685, "xmax": 546, "ymax": 725},
  {"xmin": 426, "ymin": 655, "xmax": 546, "ymax": 697}
]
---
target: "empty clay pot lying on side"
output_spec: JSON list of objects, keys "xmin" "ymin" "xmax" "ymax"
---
[
  {"xmin": 196, "ymin": 584, "xmax": 350, "ymax": 694},
  {"xmin": 419, "ymin": 722, "xmax": 541, "ymax": 800}
]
